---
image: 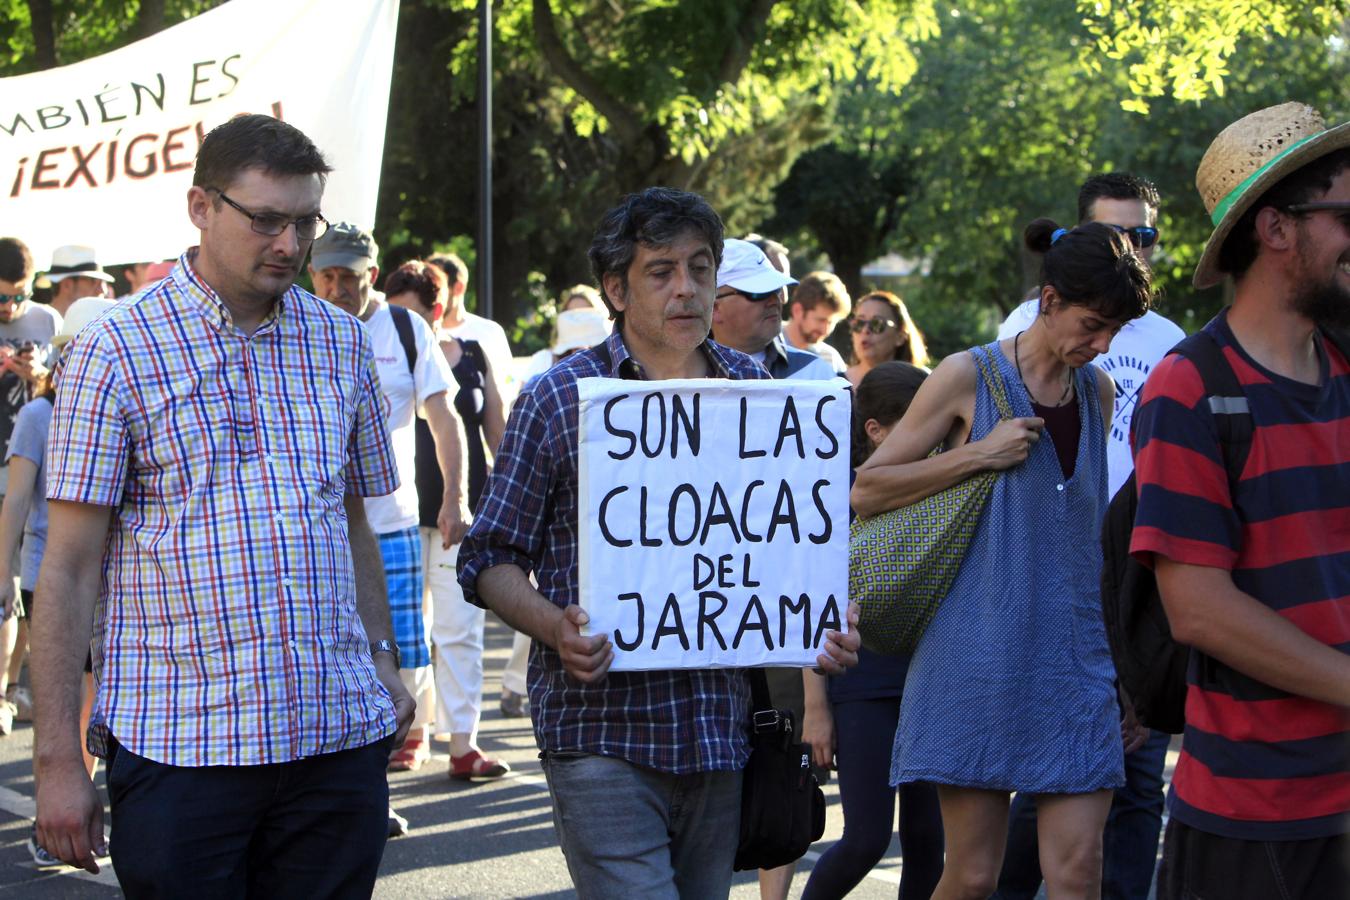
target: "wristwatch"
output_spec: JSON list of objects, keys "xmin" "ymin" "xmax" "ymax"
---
[{"xmin": 370, "ymin": 639, "xmax": 401, "ymax": 667}]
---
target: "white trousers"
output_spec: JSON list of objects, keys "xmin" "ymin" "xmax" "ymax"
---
[
  {"xmin": 502, "ymin": 630, "xmax": 530, "ymax": 696},
  {"xmin": 420, "ymin": 528, "xmax": 484, "ymax": 740}
]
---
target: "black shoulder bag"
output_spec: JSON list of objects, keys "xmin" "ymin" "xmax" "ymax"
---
[{"xmin": 732, "ymin": 669, "xmax": 826, "ymax": 871}]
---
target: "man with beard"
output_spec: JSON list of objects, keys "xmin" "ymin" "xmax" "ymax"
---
[
  {"xmin": 1130, "ymin": 102, "xmax": 1350, "ymax": 899},
  {"xmin": 31, "ymin": 115, "xmax": 412, "ymax": 893}
]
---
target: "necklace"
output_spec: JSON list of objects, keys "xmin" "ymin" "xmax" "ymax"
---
[{"xmin": 1014, "ymin": 331, "xmax": 1073, "ymax": 407}]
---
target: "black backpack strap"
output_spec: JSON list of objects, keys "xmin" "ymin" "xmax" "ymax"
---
[
  {"xmin": 1168, "ymin": 329, "xmax": 1253, "ymax": 488},
  {"xmin": 460, "ymin": 338, "xmax": 487, "ymax": 375},
  {"xmin": 389, "ymin": 304, "xmax": 418, "ymax": 376}
]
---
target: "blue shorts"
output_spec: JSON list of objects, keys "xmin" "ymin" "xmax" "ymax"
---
[{"xmin": 377, "ymin": 526, "xmax": 430, "ymax": 670}]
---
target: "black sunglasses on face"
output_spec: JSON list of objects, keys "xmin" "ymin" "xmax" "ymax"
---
[
  {"xmin": 0, "ymin": 293, "xmax": 29, "ymax": 305},
  {"xmin": 1108, "ymin": 223, "xmax": 1160, "ymax": 250},
  {"xmin": 1285, "ymin": 201, "xmax": 1350, "ymax": 229},
  {"xmin": 716, "ymin": 287, "xmax": 780, "ymax": 302},
  {"xmin": 210, "ymin": 188, "xmax": 330, "ymax": 240},
  {"xmin": 849, "ymin": 317, "xmax": 897, "ymax": 335}
]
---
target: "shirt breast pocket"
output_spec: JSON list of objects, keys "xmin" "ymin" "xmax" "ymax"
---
[{"xmin": 288, "ymin": 383, "xmax": 354, "ymax": 482}]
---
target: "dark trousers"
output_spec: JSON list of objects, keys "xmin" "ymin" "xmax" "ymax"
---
[
  {"xmin": 1157, "ymin": 819, "xmax": 1349, "ymax": 900},
  {"xmin": 106, "ymin": 735, "xmax": 392, "ymax": 900},
  {"xmin": 802, "ymin": 698, "xmax": 944, "ymax": 900},
  {"xmin": 995, "ymin": 729, "xmax": 1168, "ymax": 900}
]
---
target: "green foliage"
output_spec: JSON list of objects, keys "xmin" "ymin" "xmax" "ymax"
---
[
  {"xmin": 0, "ymin": 1, "xmax": 220, "ymax": 74},
  {"xmin": 1079, "ymin": 0, "xmax": 1350, "ymax": 112},
  {"xmin": 769, "ymin": 0, "xmax": 1349, "ymax": 343}
]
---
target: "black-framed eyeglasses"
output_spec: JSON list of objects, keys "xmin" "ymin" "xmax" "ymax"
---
[
  {"xmin": 0, "ymin": 292, "xmax": 30, "ymax": 305},
  {"xmin": 716, "ymin": 287, "xmax": 780, "ymax": 303},
  {"xmin": 849, "ymin": 317, "xmax": 897, "ymax": 335},
  {"xmin": 1108, "ymin": 224, "xmax": 1160, "ymax": 250},
  {"xmin": 1284, "ymin": 201, "xmax": 1350, "ymax": 228},
  {"xmin": 209, "ymin": 188, "xmax": 329, "ymax": 240}
]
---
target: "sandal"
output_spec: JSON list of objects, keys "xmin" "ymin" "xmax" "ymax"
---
[
  {"xmin": 449, "ymin": 749, "xmax": 510, "ymax": 781},
  {"xmin": 387, "ymin": 735, "xmax": 429, "ymax": 772}
]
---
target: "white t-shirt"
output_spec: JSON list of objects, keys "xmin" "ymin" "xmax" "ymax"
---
[
  {"xmin": 361, "ymin": 298, "xmax": 455, "ymax": 534},
  {"xmin": 997, "ymin": 300, "xmax": 1185, "ymax": 497},
  {"xmin": 807, "ymin": 340, "xmax": 848, "ymax": 374},
  {"xmin": 446, "ymin": 312, "xmax": 513, "ymax": 399}
]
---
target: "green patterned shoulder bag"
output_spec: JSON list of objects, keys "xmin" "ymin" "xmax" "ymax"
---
[{"xmin": 849, "ymin": 345, "xmax": 1015, "ymax": 656}]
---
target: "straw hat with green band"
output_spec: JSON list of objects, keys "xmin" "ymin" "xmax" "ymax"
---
[{"xmin": 1193, "ymin": 102, "xmax": 1350, "ymax": 290}]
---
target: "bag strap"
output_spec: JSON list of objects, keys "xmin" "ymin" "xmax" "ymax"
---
[
  {"xmin": 972, "ymin": 345, "xmax": 1015, "ymax": 421},
  {"xmin": 1167, "ymin": 330, "xmax": 1252, "ymax": 489},
  {"xmin": 389, "ymin": 304, "xmax": 418, "ymax": 377}
]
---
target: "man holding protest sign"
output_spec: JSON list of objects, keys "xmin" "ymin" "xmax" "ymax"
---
[
  {"xmin": 458, "ymin": 187, "xmax": 859, "ymax": 898},
  {"xmin": 31, "ymin": 115, "xmax": 412, "ymax": 894}
]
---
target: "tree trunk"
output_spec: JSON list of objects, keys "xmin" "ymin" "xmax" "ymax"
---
[
  {"xmin": 134, "ymin": 0, "xmax": 167, "ymax": 41},
  {"xmin": 28, "ymin": 0, "xmax": 56, "ymax": 70}
]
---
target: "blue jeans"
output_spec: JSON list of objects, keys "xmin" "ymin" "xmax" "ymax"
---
[
  {"xmin": 541, "ymin": 751, "xmax": 742, "ymax": 899},
  {"xmin": 995, "ymin": 729, "xmax": 1168, "ymax": 899},
  {"xmin": 106, "ymin": 734, "xmax": 392, "ymax": 899}
]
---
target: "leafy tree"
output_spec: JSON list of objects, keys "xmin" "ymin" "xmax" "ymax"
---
[{"xmin": 760, "ymin": 0, "xmax": 1349, "ymax": 358}]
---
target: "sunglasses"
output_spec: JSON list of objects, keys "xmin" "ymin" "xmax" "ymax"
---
[
  {"xmin": 849, "ymin": 317, "xmax": 897, "ymax": 335},
  {"xmin": 716, "ymin": 288, "xmax": 780, "ymax": 303},
  {"xmin": 1285, "ymin": 201, "xmax": 1350, "ymax": 228},
  {"xmin": 0, "ymin": 293, "xmax": 29, "ymax": 305},
  {"xmin": 1108, "ymin": 224, "xmax": 1160, "ymax": 250}
]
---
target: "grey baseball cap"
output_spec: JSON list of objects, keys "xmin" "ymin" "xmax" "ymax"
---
[{"xmin": 310, "ymin": 222, "xmax": 378, "ymax": 273}]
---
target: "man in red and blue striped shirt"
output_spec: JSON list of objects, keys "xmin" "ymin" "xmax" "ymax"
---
[
  {"xmin": 1131, "ymin": 102, "xmax": 1350, "ymax": 898},
  {"xmin": 30, "ymin": 115, "xmax": 413, "ymax": 897}
]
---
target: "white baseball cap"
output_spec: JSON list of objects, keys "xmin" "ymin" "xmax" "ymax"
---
[{"xmin": 716, "ymin": 239, "xmax": 797, "ymax": 295}]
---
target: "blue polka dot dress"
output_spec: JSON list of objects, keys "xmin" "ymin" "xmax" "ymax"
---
[{"xmin": 889, "ymin": 342, "xmax": 1125, "ymax": 793}]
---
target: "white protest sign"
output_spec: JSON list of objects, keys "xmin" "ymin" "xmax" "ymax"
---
[
  {"xmin": 578, "ymin": 378, "xmax": 850, "ymax": 671},
  {"xmin": 0, "ymin": 0, "xmax": 397, "ymax": 271}
]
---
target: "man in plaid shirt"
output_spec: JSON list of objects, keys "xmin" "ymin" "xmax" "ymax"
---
[
  {"xmin": 31, "ymin": 115, "xmax": 413, "ymax": 896},
  {"xmin": 458, "ymin": 187, "xmax": 860, "ymax": 898}
]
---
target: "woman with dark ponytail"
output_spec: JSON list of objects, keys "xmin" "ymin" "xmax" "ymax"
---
[
  {"xmin": 851, "ymin": 220, "xmax": 1152, "ymax": 899},
  {"xmin": 802, "ymin": 362, "xmax": 944, "ymax": 900}
]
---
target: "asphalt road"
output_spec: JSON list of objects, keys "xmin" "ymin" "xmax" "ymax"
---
[{"xmin": 0, "ymin": 614, "xmax": 912, "ymax": 899}]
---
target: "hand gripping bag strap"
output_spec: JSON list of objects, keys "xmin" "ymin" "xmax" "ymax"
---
[{"xmin": 849, "ymin": 345, "xmax": 1013, "ymax": 656}]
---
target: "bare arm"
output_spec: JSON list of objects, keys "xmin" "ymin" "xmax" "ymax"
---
[
  {"xmin": 422, "ymin": 390, "xmax": 471, "ymax": 549},
  {"xmin": 345, "ymin": 493, "xmax": 415, "ymax": 746},
  {"xmin": 0, "ymin": 457, "xmax": 37, "ymax": 618},
  {"xmin": 476, "ymin": 563, "xmax": 613, "ymax": 683},
  {"xmin": 801, "ymin": 669, "xmax": 835, "ymax": 770},
  {"xmin": 851, "ymin": 351, "xmax": 1044, "ymax": 518},
  {"xmin": 33, "ymin": 499, "xmax": 113, "ymax": 873},
  {"xmin": 480, "ymin": 354, "xmax": 507, "ymax": 456},
  {"xmin": 1157, "ymin": 559, "xmax": 1350, "ymax": 707}
]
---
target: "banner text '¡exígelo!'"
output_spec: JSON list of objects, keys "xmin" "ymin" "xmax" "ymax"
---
[{"xmin": 9, "ymin": 101, "xmax": 284, "ymax": 198}]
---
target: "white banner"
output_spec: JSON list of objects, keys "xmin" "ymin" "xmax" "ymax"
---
[
  {"xmin": 578, "ymin": 378, "xmax": 851, "ymax": 671},
  {"xmin": 0, "ymin": 0, "xmax": 398, "ymax": 272}
]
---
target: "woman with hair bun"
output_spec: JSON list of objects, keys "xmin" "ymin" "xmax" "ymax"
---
[
  {"xmin": 851, "ymin": 219, "xmax": 1153, "ymax": 899},
  {"xmin": 802, "ymin": 361, "xmax": 945, "ymax": 900}
]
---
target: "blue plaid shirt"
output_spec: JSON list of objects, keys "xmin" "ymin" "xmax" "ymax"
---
[{"xmin": 458, "ymin": 330, "xmax": 769, "ymax": 773}]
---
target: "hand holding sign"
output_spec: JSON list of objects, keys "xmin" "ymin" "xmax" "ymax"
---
[{"xmin": 555, "ymin": 604, "xmax": 614, "ymax": 683}]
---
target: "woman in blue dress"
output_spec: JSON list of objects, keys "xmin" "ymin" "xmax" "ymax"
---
[{"xmin": 851, "ymin": 220, "xmax": 1153, "ymax": 900}]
